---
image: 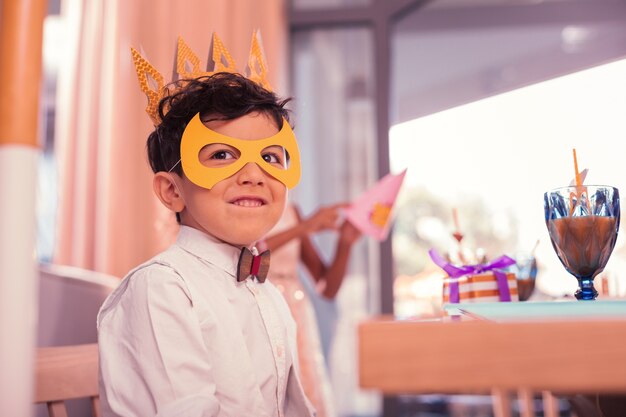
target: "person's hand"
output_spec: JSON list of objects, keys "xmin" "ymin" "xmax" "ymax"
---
[
  {"xmin": 304, "ymin": 203, "xmax": 349, "ymax": 234},
  {"xmin": 338, "ymin": 220, "xmax": 362, "ymax": 245}
]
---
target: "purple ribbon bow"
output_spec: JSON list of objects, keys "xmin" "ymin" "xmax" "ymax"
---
[{"xmin": 429, "ymin": 249, "xmax": 516, "ymax": 303}]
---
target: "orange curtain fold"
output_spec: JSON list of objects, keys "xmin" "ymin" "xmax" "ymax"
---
[{"xmin": 54, "ymin": 0, "xmax": 288, "ymax": 277}]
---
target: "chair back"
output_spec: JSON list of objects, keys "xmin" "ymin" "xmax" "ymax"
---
[
  {"xmin": 34, "ymin": 344, "xmax": 100, "ymax": 417},
  {"xmin": 38, "ymin": 264, "xmax": 118, "ymax": 347}
]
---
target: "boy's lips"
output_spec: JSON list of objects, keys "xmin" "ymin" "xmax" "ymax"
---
[{"xmin": 229, "ymin": 195, "xmax": 268, "ymax": 207}]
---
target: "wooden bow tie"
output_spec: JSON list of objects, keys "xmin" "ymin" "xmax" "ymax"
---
[{"xmin": 237, "ymin": 247, "xmax": 270, "ymax": 283}]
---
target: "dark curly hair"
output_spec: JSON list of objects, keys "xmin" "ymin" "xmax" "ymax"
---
[{"xmin": 146, "ymin": 72, "xmax": 292, "ymax": 176}]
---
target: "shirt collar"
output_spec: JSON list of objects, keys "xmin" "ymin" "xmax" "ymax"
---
[{"xmin": 175, "ymin": 226, "xmax": 245, "ymax": 277}]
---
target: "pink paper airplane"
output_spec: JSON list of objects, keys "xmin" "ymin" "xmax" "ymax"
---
[{"xmin": 344, "ymin": 169, "xmax": 407, "ymax": 241}]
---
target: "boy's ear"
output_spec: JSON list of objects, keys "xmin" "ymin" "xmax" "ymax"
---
[{"xmin": 153, "ymin": 172, "xmax": 185, "ymax": 213}]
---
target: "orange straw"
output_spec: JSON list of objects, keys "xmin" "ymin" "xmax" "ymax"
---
[{"xmin": 572, "ymin": 148, "xmax": 582, "ymax": 188}]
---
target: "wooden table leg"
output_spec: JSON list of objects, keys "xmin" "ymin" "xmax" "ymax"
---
[
  {"xmin": 492, "ymin": 388, "xmax": 512, "ymax": 417},
  {"xmin": 542, "ymin": 391, "xmax": 559, "ymax": 417},
  {"xmin": 518, "ymin": 388, "xmax": 535, "ymax": 417}
]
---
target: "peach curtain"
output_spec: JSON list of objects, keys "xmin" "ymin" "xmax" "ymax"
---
[{"xmin": 54, "ymin": 0, "xmax": 288, "ymax": 278}]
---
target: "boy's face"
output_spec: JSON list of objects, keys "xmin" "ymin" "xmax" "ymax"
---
[{"xmin": 177, "ymin": 112, "xmax": 287, "ymax": 246}]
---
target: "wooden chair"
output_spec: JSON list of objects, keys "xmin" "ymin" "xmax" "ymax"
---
[
  {"xmin": 34, "ymin": 344, "xmax": 100, "ymax": 417},
  {"xmin": 492, "ymin": 388, "xmax": 560, "ymax": 417}
]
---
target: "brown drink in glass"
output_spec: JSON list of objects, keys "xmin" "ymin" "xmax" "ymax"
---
[{"xmin": 544, "ymin": 186, "xmax": 620, "ymax": 300}]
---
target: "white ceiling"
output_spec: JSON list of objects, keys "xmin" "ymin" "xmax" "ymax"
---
[{"xmin": 391, "ymin": 0, "xmax": 626, "ymax": 124}]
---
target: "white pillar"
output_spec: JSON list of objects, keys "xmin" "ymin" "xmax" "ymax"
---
[
  {"xmin": 0, "ymin": 0, "xmax": 46, "ymax": 414},
  {"xmin": 0, "ymin": 147, "xmax": 39, "ymax": 415}
]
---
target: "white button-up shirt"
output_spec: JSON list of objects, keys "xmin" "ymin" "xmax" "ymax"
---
[{"xmin": 98, "ymin": 226, "xmax": 315, "ymax": 417}]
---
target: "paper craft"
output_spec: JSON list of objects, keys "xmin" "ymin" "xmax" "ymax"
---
[
  {"xmin": 132, "ymin": 31, "xmax": 301, "ymax": 190},
  {"xmin": 132, "ymin": 31, "xmax": 271, "ymax": 126},
  {"xmin": 344, "ymin": 169, "xmax": 406, "ymax": 241},
  {"xmin": 180, "ymin": 114, "xmax": 301, "ymax": 189}
]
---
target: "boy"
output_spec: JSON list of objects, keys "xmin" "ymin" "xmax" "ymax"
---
[{"xmin": 97, "ymin": 39, "xmax": 315, "ymax": 417}]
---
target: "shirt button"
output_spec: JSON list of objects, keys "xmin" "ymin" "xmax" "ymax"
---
[{"xmin": 276, "ymin": 346, "xmax": 284, "ymax": 357}]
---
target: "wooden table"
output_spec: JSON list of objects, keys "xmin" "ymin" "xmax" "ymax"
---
[{"xmin": 358, "ymin": 301, "xmax": 626, "ymax": 416}]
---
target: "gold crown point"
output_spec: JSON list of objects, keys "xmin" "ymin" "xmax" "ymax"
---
[
  {"xmin": 176, "ymin": 36, "xmax": 202, "ymax": 79},
  {"xmin": 131, "ymin": 47, "xmax": 165, "ymax": 125},
  {"xmin": 247, "ymin": 30, "xmax": 271, "ymax": 90},
  {"xmin": 132, "ymin": 31, "xmax": 274, "ymax": 125},
  {"xmin": 209, "ymin": 32, "xmax": 237, "ymax": 73}
]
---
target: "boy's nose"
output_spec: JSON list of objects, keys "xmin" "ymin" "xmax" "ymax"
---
[{"xmin": 236, "ymin": 162, "xmax": 266, "ymax": 185}]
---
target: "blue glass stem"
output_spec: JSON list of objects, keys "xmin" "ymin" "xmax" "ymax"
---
[{"xmin": 575, "ymin": 278, "xmax": 598, "ymax": 300}]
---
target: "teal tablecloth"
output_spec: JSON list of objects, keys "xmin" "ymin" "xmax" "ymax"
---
[{"xmin": 444, "ymin": 300, "xmax": 626, "ymax": 322}]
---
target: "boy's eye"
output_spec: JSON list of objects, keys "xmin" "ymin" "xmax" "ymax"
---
[
  {"xmin": 261, "ymin": 146, "xmax": 287, "ymax": 167},
  {"xmin": 211, "ymin": 150, "xmax": 236, "ymax": 160},
  {"xmin": 199, "ymin": 143, "xmax": 240, "ymax": 167},
  {"xmin": 262, "ymin": 153, "xmax": 280, "ymax": 164}
]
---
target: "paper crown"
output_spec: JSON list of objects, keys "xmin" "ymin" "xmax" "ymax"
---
[{"xmin": 132, "ymin": 31, "xmax": 272, "ymax": 125}]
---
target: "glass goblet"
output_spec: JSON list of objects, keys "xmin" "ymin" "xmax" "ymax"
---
[
  {"xmin": 513, "ymin": 254, "xmax": 537, "ymax": 301},
  {"xmin": 544, "ymin": 185, "xmax": 620, "ymax": 300}
]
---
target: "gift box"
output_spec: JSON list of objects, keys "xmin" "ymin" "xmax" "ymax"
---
[
  {"xmin": 429, "ymin": 249, "xmax": 519, "ymax": 304},
  {"xmin": 442, "ymin": 271, "xmax": 518, "ymax": 303}
]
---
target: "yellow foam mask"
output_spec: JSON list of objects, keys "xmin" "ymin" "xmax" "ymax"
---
[{"xmin": 180, "ymin": 113, "xmax": 301, "ymax": 189}]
